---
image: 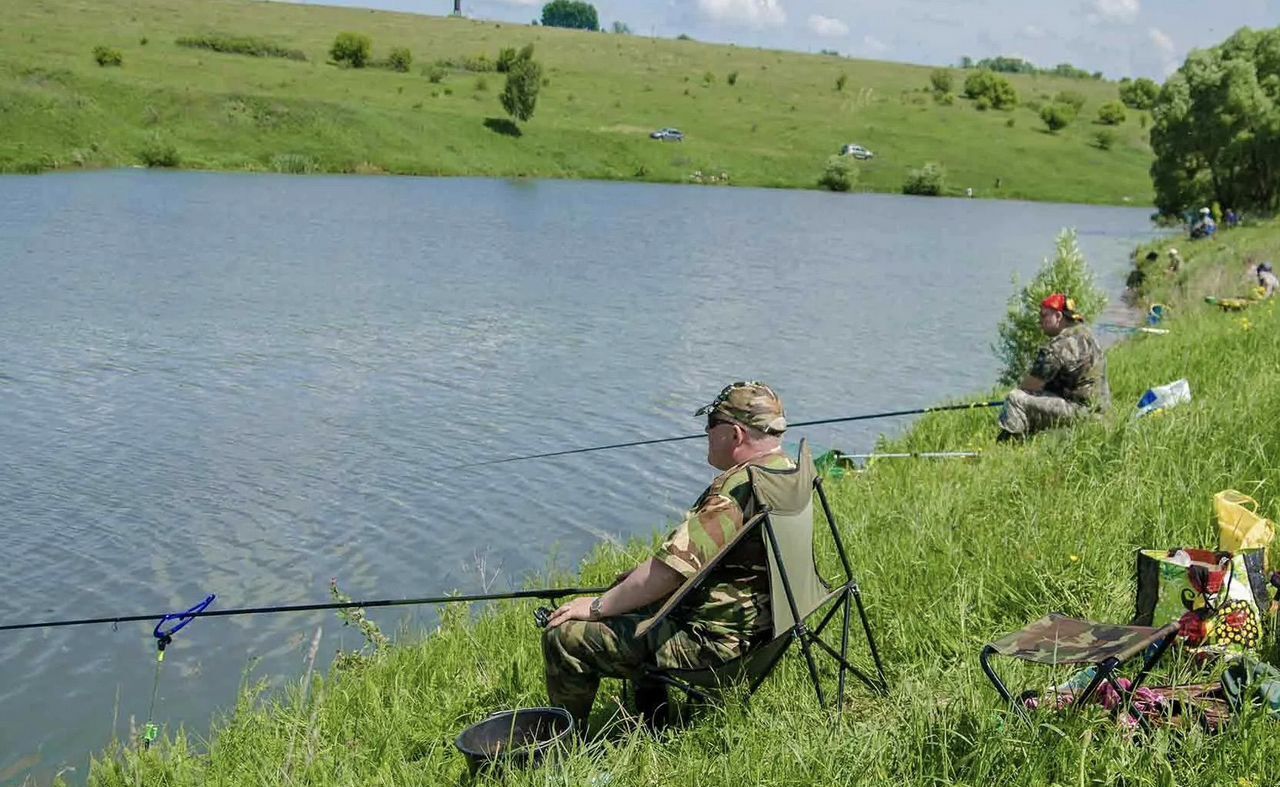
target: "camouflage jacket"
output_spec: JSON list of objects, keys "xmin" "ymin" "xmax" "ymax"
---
[
  {"xmin": 1029, "ymin": 323, "xmax": 1111, "ymax": 409},
  {"xmin": 655, "ymin": 451, "xmax": 794, "ymax": 653}
]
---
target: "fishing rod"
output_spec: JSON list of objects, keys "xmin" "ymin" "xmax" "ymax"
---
[
  {"xmin": 0, "ymin": 586, "xmax": 608, "ymax": 634},
  {"xmin": 832, "ymin": 451, "xmax": 981, "ymax": 461},
  {"xmin": 455, "ymin": 400, "xmax": 1003, "ymax": 470}
]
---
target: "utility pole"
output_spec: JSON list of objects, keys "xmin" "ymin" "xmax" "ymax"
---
[{"xmin": 452, "ymin": 0, "xmax": 461, "ymax": 16}]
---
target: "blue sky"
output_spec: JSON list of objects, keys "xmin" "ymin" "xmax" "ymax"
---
[{"xmin": 294, "ymin": 0, "xmax": 1278, "ymax": 79}]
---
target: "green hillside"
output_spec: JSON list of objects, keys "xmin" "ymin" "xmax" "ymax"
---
[{"xmin": 1, "ymin": 0, "xmax": 1155, "ymax": 203}]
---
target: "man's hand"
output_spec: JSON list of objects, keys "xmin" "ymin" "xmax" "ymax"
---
[{"xmin": 547, "ymin": 596, "xmax": 600, "ymax": 628}]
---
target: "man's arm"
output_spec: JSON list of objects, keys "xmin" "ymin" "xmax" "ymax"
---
[{"xmin": 546, "ymin": 558, "xmax": 682, "ymax": 628}]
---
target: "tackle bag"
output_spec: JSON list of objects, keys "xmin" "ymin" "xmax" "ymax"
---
[{"xmin": 1133, "ymin": 548, "xmax": 1269, "ymax": 656}]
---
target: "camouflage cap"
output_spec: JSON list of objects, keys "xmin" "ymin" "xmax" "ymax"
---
[{"xmin": 694, "ymin": 381, "xmax": 787, "ymax": 434}]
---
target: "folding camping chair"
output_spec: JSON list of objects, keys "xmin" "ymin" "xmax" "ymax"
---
[
  {"xmin": 635, "ymin": 440, "xmax": 888, "ymax": 711},
  {"xmin": 981, "ymin": 613, "xmax": 1179, "ymax": 728}
]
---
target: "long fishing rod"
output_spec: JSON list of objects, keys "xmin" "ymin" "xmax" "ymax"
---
[
  {"xmin": 834, "ymin": 451, "xmax": 981, "ymax": 460},
  {"xmin": 0, "ymin": 586, "xmax": 608, "ymax": 634},
  {"xmin": 455, "ymin": 400, "xmax": 1003, "ymax": 470}
]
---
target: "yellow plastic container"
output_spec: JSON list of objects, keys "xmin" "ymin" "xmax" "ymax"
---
[{"xmin": 1216, "ymin": 490, "xmax": 1275, "ymax": 556}]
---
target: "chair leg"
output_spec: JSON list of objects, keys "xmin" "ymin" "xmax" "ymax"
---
[
  {"xmin": 851, "ymin": 584, "xmax": 888, "ymax": 694},
  {"xmin": 838, "ymin": 586, "xmax": 852, "ymax": 709},
  {"xmin": 797, "ymin": 629, "xmax": 827, "ymax": 707}
]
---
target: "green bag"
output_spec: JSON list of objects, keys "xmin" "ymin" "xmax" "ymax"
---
[{"xmin": 1221, "ymin": 660, "xmax": 1280, "ymax": 717}]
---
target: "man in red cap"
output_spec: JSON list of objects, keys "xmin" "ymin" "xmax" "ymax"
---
[{"xmin": 997, "ymin": 293, "xmax": 1110, "ymax": 441}]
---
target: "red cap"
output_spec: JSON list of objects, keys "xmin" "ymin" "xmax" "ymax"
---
[{"xmin": 1041, "ymin": 293, "xmax": 1068, "ymax": 312}]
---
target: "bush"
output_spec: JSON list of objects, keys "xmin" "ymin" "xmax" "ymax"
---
[
  {"xmin": 1040, "ymin": 103, "xmax": 1075, "ymax": 132},
  {"xmin": 93, "ymin": 45, "xmax": 122, "ymax": 67},
  {"xmin": 726, "ymin": 70, "xmax": 738, "ymax": 86},
  {"xmin": 176, "ymin": 34, "xmax": 306, "ymax": 61},
  {"xmin": 929, "ymin": 68, "xmax": 953, "ymax": 94},
  {"xmin": 425, "ymin": 65, "xmax": 446, "ymax": 83},
  {"xmin": 974, "ymin": 95, "xmax": 991, "ymax": 111},
  {"xmin": 1091, "ymin": 129, "xmax": 1117, "ymax": 150},
  {"xmin": 962, "ymin": 70, "xmax": 1017, "ymax": 108},
  {"xmin": 902, "ymin": 162, "xmax": 945, "ymax": 196},
  {"xmin": 138, "ymin": 134, "xmax": 180, "ymax": 167},
  {"xmin": 1096, "ymin": 100, "xmax": 1126, "ymax": 125},
  {"xmin": 330, "ymin": 32, "xmax": 371, "ymax": 68},
  {"xmin": 270, "ymin": 153, "xmax": 317, "ymax": 173},
  {"xmin": 496, "ymin": 47, "xmax": 518, "ymax": 72},
  {"xmin": 702, "ymin": 71, "xmax": 715, "ymax": 85},
  {"xmin": 1053, "ymin": 90, "xmax": 1086, "ymax": 112},
  {"xmin": 835, "ymin": 73, "xmax": 847, "ymax": 91},
  {"xmin": 386, "ymin": 47, "xmax": 412, "ymax": 73},
  {"xmin": 933, "ymin": 91, "xmax": 954, "ymax": 105},
  {"xmin": 474, "ymin": 75, "xmax": 488, "ymax": 91},
  {"xmin": 993, "ymin": 228, "xmax": 1106, "ymax": 385},
  {"xmin": 818, "ymin": 155, "xmax": 856, "ymax": 192}
]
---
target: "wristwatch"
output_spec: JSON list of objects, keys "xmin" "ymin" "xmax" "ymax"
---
[{"xmin": 590, "ymin": 596, "xmax": 605, "ymax": 620}]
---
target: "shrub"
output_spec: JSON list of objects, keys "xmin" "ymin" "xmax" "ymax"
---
[
  {"xmin": 500, "ymin": 45, "xmax": 541, "ymax": 123},
  {"xmin": 702, "ymin": 71, "xmax": 715, "ymax": 85},
  {"xmin": 818, "ymin": 155, "xmax": 856, "ymax": 192},
  {"xmin": 963, "ymin": 70, "xmax": 1017, "ymax": 108},
  {"xmin": 929, "ymin": 68, "xmax": 953, "ymax": 94},
  {"xmin": 726, "ymin": 70, "xmax": 738, "ymax": 86},
  {"xmin": 933, "ymin": 91, "xmax": 954, "ymax": 105},
  {"xmin": 611, "ymin": 21, "xmax": 631, "ymax": 34},
  {"xmin": 496, "ymin": 47, "xmax": 518, "ymax": 72},
  {"xmin": 176, "ymin": 34, "xmax": 306, "ymax": 61},
  {"xmin": 1040, "ymin": 103, "xmax": 1075, "ymax": 132},
  {"xmin": 993, "ymin": 228, "xmax": 1106, "ymax": 385},
  {"xmin": 974, "ymin": 95, "xmax": 991, "ymax": 111},
  {"xmin": 1092, "ymin": 129, "xmax": 1117, "ymax": 150},
  {"xmin": 835, "ymin": 73, "xmax": 847, "ymax": 91},
  {"xmin": 1096, "ymin": 100, "xmax": 1126, "ymax": 125},
  {"xmin": 1006, "ymin": 116, "xmax": 1016, "ymax": 128},
  {"xmin": 386, "ymin": 47, "xmax": 412, "ymax": 72},
  {"xmin": 93, "ymin": 45, "xmax": 122, "ymax": 67},
  {"xmin": 902, "ymin": 162, "xmax": 945, "ymax": 196},
  {"xmin": 330, "ymin": 32, "xmax": 371, "ymax": 68},
  {"xmin": 474, "ymin": 75, "xmax": 488, "ymax": 91},
  {"xmin": 138, "ymin": 134, "xmax": 180, "ymax": 167},
  {"xmin": 1053, "ymin": 90, "xmax": 1086, "ymax": 112},
  {"xmin": 425, "ymin": 66, "xmax": 446, "ymax": 83}
]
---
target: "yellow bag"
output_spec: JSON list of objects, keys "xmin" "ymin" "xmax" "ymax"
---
[{"xmin": 1216, "ymin": 490, "xmax": 1275, "ymax": 555}]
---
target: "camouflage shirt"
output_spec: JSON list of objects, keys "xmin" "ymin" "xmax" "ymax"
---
[
  {"xmin": 655, "ymin": 451, "xmax": 794, "ymax": 653},
  {"xmin": 1029, "ymin": 323, "xmax": 1111, "ymax": 409}
]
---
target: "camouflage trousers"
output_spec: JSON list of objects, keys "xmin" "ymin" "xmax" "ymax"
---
[
  {"xmin": 999, "ymin": 388, "xmax": 1088, "ymax": 436},
  {"xmin": 542, "ymin": 607, "xmax": 741, "ymax": 727}
]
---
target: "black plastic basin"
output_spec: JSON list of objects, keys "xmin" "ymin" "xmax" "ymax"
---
[{"xmin": 454, "ymin": 707, "xmax": 574, "ymax": 774}]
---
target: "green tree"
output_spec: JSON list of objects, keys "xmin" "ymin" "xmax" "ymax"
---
[
  {"xmin": 1150, "ymin": 27, "xmax": 1280, "ymax": 215},
  {"xmin": 1118, "ymin": 76, "xmax": 1160, "ymax": 109},
  {"xmin": 540, "ymin": 0, "xmax": 598, "ymax": 30},
  {"xmin": 902, "ymin": 162, "xmax": 945, "ymax": 195},
  {"xmin": 500, "ymin": 44, "xmax": 542, "ymax": 123},
  {"xmin": 1054, "ymin": 90, "xmax": 1086, "ymax": 113},
  {"xmin": 330, "ymin": 32, "xmax": 371, "ymax": 67},
  {"xmin": 1096, "ymin": 100, "xmax": 1126, "ymax": 125},
  {"xmin": 1040, "ymin": 103, "xmax": 1075, "ymax": 132},
  {"xmin": 611, "ymin": 21, "xmax": 631, "ymax": 34},
  {"xmin": 963, "ymin": 70, "xmax": 1018, "ymax": 108},
  {"xmin": 1092, "ymin": 129, "xmax": 1118, "ymax": 150},
  {"xmin": 386, "ymin": 47, "xmax": 412, "ymax": 72},
  {"xmin": 993, "ymin": 228, "xmax": 1106, "ymax": 385},
  {"xmin": 929, "ymin": 68, "xmax": 953, "ymax": 94}
]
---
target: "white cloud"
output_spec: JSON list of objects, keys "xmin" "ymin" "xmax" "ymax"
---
[
  {"xmin": 808, "ymin": 14, "xmax": 849, "ymax": 38},
  {"xmin": 1091, "ymin": 0, "xmax": 1139, "ymax": 23},
  {"xmin": 1148, "ymin": 26, "xmax": 1178, "ymax": 74},
  {"xmin": 696, "ymin": 0, "xmax": 785, "ymax": 28},
  {"xmin": 861, "ymin": 34, "xmax": 889, "ymax": 55}
]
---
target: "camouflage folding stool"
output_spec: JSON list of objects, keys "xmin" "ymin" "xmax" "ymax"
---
[
  {"xmin": 635, "ymin": 440, "xmax": 888, "ymax": 711},
  {"xmin": 981, "ymin": 613, "xmax": 1180, "ymax": 726}
]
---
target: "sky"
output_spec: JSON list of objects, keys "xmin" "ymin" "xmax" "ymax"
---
[{"xmin": 291, "ymin": 0, "xmax": 1278, "ymax": 80}]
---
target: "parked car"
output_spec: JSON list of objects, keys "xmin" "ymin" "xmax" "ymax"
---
[
  {"xmin": 650, "ymin": 128, "xmax": 685, "ymax": 142},
  {"xmin": 840, "ymin": 144, "xmax": 874, "ymax": 160}
]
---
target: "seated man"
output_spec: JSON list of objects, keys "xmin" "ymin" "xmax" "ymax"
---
[
  {"xmin": 542, "ymin": 381, "xmax": 793, "ymax": 729},
  {"xmin": 998, "ymin": 293, "xmax": 1111, "ymax": 441}
]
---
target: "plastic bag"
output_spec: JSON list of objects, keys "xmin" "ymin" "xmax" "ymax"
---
[
  {"xmin": 1136, "ymin": 379, "xmax": 1192, "ymax": 417},
  {"xmin": 1216, "ymin": 490, "xmax": 1275, "ymax": 557}
]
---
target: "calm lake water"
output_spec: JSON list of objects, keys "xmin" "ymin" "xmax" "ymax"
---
[{"xmin": 0, "ymin": 171, "xmax": 1157, "ymax": 782}]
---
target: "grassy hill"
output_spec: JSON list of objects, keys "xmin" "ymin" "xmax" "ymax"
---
[
  {"xmin": 85, "ymin": 223, "xmax": 1280, "ymax": 785},
  {"xmin": 1, "ymin": 0, "xmax": 1155, "ymax": 203}
]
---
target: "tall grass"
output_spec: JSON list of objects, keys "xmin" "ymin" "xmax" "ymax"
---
[
  {"xmin": 175, "ymin": 34, "xmax": 307, "ymax": 61},
  {"xmin": 86, "ymin": 222, "xmax": 1280, "ymax": 785}
]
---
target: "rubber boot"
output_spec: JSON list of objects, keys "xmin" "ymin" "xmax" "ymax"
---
[{"xmin": 633, "ymin": 679, "xmax": 670, "ymax": 730}]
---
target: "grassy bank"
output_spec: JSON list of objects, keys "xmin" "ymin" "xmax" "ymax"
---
[
  {"xmin": 1, "ymin": 0, "xmax": 1155, "ymax": 203},
  {"xmin": 84, "ymin": 222, "xmax": 1280, "ymax": 785}
]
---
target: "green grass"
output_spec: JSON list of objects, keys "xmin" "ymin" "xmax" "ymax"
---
[
  {"xmin": 85, "ymin": 222, "xmax": 1280, "ymax": 784},
  {"xmin": 0, "ymin": 0, "xmax": 1154, "ymax": 203}
]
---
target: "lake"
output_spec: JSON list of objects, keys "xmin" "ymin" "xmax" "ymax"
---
[{"xmin": 0, "ymin": 171, "xmax": 1157, "ymax": 782}]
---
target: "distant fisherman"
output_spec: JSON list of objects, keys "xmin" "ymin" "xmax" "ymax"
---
[{"xmin": 997, "ymin": 293, "xmax": 1111, "ymax": 441}]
